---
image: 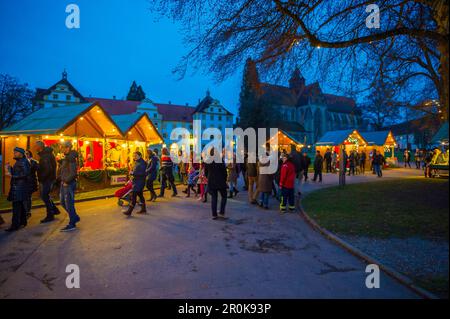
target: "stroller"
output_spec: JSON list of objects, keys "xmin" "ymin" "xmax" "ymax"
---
[
  {"xmin": 115, "ymin": 180, "xmax": 133, "ymax": 207},
  {"xmin": 114, "ymin": 180, "xmax": 145, "ymax": 207}
]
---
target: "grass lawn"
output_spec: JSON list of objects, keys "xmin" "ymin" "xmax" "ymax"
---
[
  {"xmin": 302, "ymin": 178, "xmax": 449, "ymax": 240},
  {"xmin": 302, "ymin": 178, "xmax": 449, "ymax": 298}
]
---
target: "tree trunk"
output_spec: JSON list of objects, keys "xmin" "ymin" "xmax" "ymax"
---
[{"xmin": 433, "ymin": 1, "xmax": 449, "ymax": 121}]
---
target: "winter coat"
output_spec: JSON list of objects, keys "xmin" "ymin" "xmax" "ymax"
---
[
  {"xmin": 28, "ymin": 158, "xmax": 39, "ymax": 193},
  {"xmin": 37, "ymin": 146, "xmax": 57, "ymax": 183},
  {"xmin": 58, "ymin": 150, "xmax": 78, "ymax": 184},
  {"xmin": 131, "ymin": 158, "xmax": 147, "ymax": 192},
  {"xmin": 279, "ymin": 160, "xmax": 296, "ymax": 189},
  {"xmin": 324, "ymin": 151, "xmax": 332, "ymax": 163},
  {"xmin": 313, "ymin": 155, "xmax": 324, "ymax": 171},
  {"xmin": 160, "ymin": 154, "xmax": 174, "ymax": 176},
  {"xmin": 146, "ymin": 155, "xmax": 159, "ymax": 182},
  {"xmin": 290, "ymin": 149, "xmax": 302, "ymax": 174},
  {"xmin": 257, "ymin": 160, "xmax": 274, "ymax": 193},
  {"xmin": 205, "ymin": 161, "xmax": 228, "ymax": 191},
  {"xmin": 226, "ymin": 162, "xmax": 238, "ymax": 183},
  {"xmin": 301, "ymin": 155, "xmax": 311, "ymax": 170},
  {"xmin": 7, "ymin": 157, "xmax": 31, "ymax": 202}
]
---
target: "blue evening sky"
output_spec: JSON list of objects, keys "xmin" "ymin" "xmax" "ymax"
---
[{"xmin": 0, "ymin": 0, "xmax": 243, "ymax": 113}]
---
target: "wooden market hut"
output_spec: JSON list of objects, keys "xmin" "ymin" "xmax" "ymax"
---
[
  {"xmin": 362, "ymin": 130, "xmax": 397, "ymax": 161},
  {"xmin": 111, "ymin": 113, "xmax": 163, "ymax": 162},
  {"xmin": 316, "ymin": 129, "xmax": 368, "ymax": 155},
  {"xmin": 267, "ymin": 129, "xmax": 304, "ymax": 153},
  {"xmin": 0, "ymin": 103, "xmax": 162, "ymax": 194}
]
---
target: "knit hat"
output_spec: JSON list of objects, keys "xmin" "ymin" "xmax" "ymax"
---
[{"xmin": 13, "ymin": 147, "xmax": 25, "ymax": 155}]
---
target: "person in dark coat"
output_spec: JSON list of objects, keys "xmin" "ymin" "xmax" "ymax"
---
[
  {"xmin": 5, "ymin": 147, "xmax": 31, "ymax": 232},
  {"xmin": 35, "ymin": 140, "xmax": 60, "ymax": 223},
  {"xmin": 324, "ymin": 149, "xmax": 332, "ymax": 173},
  {"xmin": 25, "ymin": 150, "xmax": 39, "ymax": 219},
  {"xmin": 313, "ymin": 150, "xmax": 323, "ymax": 182},
  {"xmin": 58, "ymin": 141, "xmax": 80, "ymax": 232},
  {"xmin": 359, "ymin": 151, "xmax": 366, "ymax": 174},
  {"xmin": 146, "ymin": 149, "xmax": 159, "ymax": 202},
  {"xmin": 348, "ymin": 151, "xmax": 356, "ymax": 176},
  {"xmin": 204, "ymin": 148, "xmax": 228, "ymax": 220},
  {"xmin": 124, "ymin": 151, "xmax": 147, "ymax": 216},
  {"xmin": 301, "ymin": 152, "xmax": 311, "ymax": 181}
]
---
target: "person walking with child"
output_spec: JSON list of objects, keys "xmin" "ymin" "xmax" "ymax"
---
[
  {"xmin": 186, "ymin": 162, "xmax": 199, "ymax": 198},
  {"xmin": 124, "ymin": 151, "xmax": 147, "ymax": 216}
]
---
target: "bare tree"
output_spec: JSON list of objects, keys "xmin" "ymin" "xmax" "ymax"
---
[
  {"xmin": 0, "ymin": 74, "xmax": 35, "ymax": 131},
  {"xmin": 149, "ymin": 0, "xmax": 449, "ymax": 119}
]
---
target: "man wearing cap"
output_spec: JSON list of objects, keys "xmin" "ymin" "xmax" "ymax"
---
[
  {"xmin": 58, "ymin": 141, "xmax": 80, "ymax": 232},
  {"xmin": 5, "ymin": 147, "xmax": 31, "ymax": 232}
]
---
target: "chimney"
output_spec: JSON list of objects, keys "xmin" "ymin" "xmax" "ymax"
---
[
  {"xmin": 186, "ymin": 103, "xmax": 189, "ymax": 106},
  {"xmin": 168, "ymin": 101, "xmax": 172, "ymax": 105},
  {"xmin": 113, "ymin": 95, "xmax": 116, "ymax": 100}
]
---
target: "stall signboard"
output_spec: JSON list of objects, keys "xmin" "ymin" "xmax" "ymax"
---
[{"xmin": 110, "ymin": 175, "xmax": 128, "ymax": 186}]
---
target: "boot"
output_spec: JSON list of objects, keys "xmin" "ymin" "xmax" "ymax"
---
[
  {"xmin": 228, "ymin": 190, "xmax": 233, "ymax": 198},
  {"xmin": 137, "ymin": 203, "xmax": 147, "ymax": 214},
  {"xmin": 123, "ymin": 205, "xmax": 134, "ymax": 216}
]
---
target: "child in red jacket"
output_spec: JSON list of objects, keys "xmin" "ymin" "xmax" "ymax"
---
[{"xmin": 279, "ymin": 153, "xmax": 296, "ymax": 213}]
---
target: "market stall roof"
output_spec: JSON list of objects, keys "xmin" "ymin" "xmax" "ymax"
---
[
  {"xmin": 316, "ymin": 129, "xmax": 367, "ymax": 146},
  {"xmin": 0, "ymin": 103, "xmax": 123, "ymax": 138},
  {"xmin": 363, "ymin": 130, "xmax": 397, "ymax": 146},
  {"xmin": 112, "ymin": 113, "xmax": 163, "ymax": 144},
  {"xmin": 267, "ymin": 130, "xmax": 304, "ymax": 148},
  {"xmin": 431, "ymin": 122, "xmax": 449, "ymax": 145}
]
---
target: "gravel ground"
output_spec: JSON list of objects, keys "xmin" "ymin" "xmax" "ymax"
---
[{"xmin": 340, "ymin": 235, "xmax": 449, "ymax": 280}]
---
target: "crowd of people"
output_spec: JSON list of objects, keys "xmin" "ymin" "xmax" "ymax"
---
[
  {"xmin": 404, "ymin": 148, "xmax": 438, "ymax": 178},
  {"xmin": 1, "ymin": 141, "xmax": 409, "ymax": 232}
]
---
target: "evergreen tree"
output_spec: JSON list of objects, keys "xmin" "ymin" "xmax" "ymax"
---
[{"xmin": 238, "ymin": 58, "xmax": 261, "ymax": 129}]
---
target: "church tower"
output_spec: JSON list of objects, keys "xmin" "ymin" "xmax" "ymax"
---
[{"xmin": 289, "ymin": 67, "xmax": 305, "ymax": 96}]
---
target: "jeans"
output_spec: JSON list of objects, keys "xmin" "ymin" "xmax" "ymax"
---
[
  {"xmin": 40, "ymin": 181, "xmax": 58, "ymax": 218},
  {"xmin": 60, "ymin": 181, "xmax": 79, "ymax": 225},
  {"xmin": 131, "ymin": 190, "xmax": 145, "ymax": 208},
  {"xmin": 209, "ymin": 188, "xmax": 227, "ymax": 217},
  {"xmin": 280, "ymin": 187, "xmax": 295, "ymax": 211},
  {"xmin": 374, "ymin": 164, "xmax": 382, "ymax": 177},
  {"xmin": 260, "ymin": 192, "xmax": 270, "ymax": 208},
  {"xmin": 146, "ymin": 178, "xmax": 157, "ymax": 198}
]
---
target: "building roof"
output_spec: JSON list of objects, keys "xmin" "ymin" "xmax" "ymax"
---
[
  {"xmin": 86, "ymin": 97, "xmax": 141, "ymax": 115},
  {"xmin": 363, "ymin": 130, "xmax": 396, "ymax": 146},
  {"xmin": 275, "ymin": 120, "xmax": 307, "ymax": 133},
  {"xmin": 155, "ymin": 103, "xmax": 195, "ymax": 122},
  {"xmin": 1, "ymin": 103, "xmax": 94, "ymax": 135},
  {"xmin": 34, "ymin": 77, "xmax": 87, "ymax": 103},
  {"xmin": 259, "ymin": 82, "xmax": 357, "ymax": 114},
  {"xmin": 193, "ymin": 91, "xmax": 233, "ymax": 116},
  {"xmin": 0, "ymin": 103, "xmax": 123, "ymax": 138},
  {"xmin": 316, "ymin": 129, "xmax": 367, "ymax": 146},
  {"xmin": 431, "ymin": 122, "xmax": 449, "ymax": 144},
  {"xmin": 87, "ymin": 97, "xmax": 196, "ymax": 122},
  {"xmin": 112, "ymin": 113, "xmax": 163, "ymax": 143}
]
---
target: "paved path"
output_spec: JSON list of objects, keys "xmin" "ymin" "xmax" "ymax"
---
[{"xmin": 0, "ymin": 169, "xmax": 423, "ymax": 299}]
